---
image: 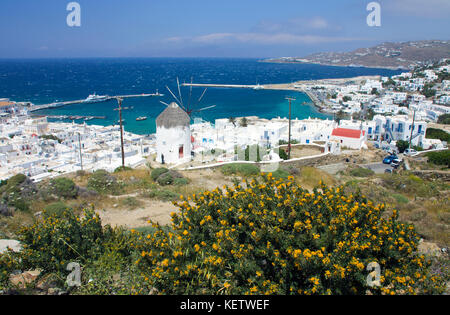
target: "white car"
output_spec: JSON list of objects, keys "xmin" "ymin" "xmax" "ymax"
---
[{"xmin": 404, "ymin": 149, "xmax": 419, "ymax": 156}]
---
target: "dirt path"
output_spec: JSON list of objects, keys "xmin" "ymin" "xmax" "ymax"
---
[{"xmin": 96, "ymin": 199, "xmax": 177, "ymax": 229}]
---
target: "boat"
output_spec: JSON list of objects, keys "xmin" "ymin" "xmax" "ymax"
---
[
  {"xmin": 253, "ymin": 84, "xmax": 264, "ymax": 90},
  {"xmin": 136, "ymin": 116, "xmax": 147, "ymax": 121},
  {"xmin": 84, "ymin": 93, "xmax": 110, "ymax": 103}
]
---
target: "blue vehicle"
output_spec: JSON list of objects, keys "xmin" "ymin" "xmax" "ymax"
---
[{"xmin": 383, "ymin": 155, "xmax": 398, "ymax": 164}]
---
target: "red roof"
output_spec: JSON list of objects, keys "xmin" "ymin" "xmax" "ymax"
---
[{"xmin": 332, "ymin": 128, "xmax": 365, "ymax": 139}]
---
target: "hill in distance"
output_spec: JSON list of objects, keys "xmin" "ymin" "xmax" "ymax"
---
[{"xmin": 264, "ymin": 40, "xmax": 450, "ymax": 70}]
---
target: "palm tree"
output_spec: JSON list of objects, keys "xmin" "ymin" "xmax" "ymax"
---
[
  {"xmin": 240, "ymin": 117, "xmax": 248, "ymax": 127},
  {"xmin": 228, "ymin": 117, "xmax": 236, "ymax": 127}
]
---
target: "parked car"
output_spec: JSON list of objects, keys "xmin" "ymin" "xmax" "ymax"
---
[
  {"xmin": 383, "ymin": 155, "xmax": 398, "ymax": 164},
  {"xmin": 384, "ymin": 169, "xmax": 393, "ymax": 174},
  {"xmin": 391, "ymin": 159, "xmax": 402, "ymax": 169},
  {"xmin": 404, "ymin": 149, "xmax": 419, "ymax": 156}
]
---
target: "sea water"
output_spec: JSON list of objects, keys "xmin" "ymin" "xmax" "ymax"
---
[{"xmin": 0, "ymin": 58, "xmax": 402, "ymax": 134}]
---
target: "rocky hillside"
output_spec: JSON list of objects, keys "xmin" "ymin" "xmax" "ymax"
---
[{"xmin": 264, "ymin": 40, "xmax": 450, "ymax": 70}]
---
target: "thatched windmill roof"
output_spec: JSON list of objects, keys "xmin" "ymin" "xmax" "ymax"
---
[{"xmin": 156, "ymin": 102, "xmax": 190, "ymax": 129}]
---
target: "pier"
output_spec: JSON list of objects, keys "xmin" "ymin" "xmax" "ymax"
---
[
  {"xmin": 31, "ymin": 114, "xmax": 107, "ymax": 121},
  {"xmin": 28, "ymin": 92, "xmax": 163, "ymax": 112},
  {"xmin": 181, "ymin": 83, "xmax": 260, "ymax": 89},
  {"xmin": 181, "ymin": 82, "xmax": 325, "ymax": 108}
]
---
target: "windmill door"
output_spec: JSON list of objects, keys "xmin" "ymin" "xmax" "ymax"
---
[{"xmin": 179, "ymin": 145, "xmax": 184, "ymax": 159}]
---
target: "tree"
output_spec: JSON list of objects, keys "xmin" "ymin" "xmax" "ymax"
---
[
  {"xmin": 240, "ymin": 117, "xmax": 248, "ymax": 127},
  {"xmin": 396, "ymin": 140, "xmax": 409, "ymax": 153},
  {"xmin": 422, "ymin": 84, "xmax": 436, "ymax": 98},
  {"xmin": 335, "ymin": 110, "xmax": 347, "ymax": 124},
  {"xmin": 343, "ymin": 96, "xmax": 352, "ymax": 102},
  {"xmin": 228, "ymin": 117, "xmax": 236, "ymax": 127},
  {"xmin": 437, "ymin": 114, "xmax": 450, "ymax": 125}
]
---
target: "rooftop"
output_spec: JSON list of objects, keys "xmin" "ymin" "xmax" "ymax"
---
[{"xmin": 332, "ymin": 128, "xmax": 365, "ymax": 139}]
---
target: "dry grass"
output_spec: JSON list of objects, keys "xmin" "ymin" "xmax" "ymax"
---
[{"xmin": 297, "ymin": 167, "xmax": 336, "ymax": 189}]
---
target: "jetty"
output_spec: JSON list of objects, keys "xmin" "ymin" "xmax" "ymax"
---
[
  {"xmin": 181, "ymin": 83, "xmax": 260, "ymax": 89},
  {"xmin": 31, "ymin": 114, "xmax": 107, "ymax": 121},
  {"xmin": 28, "ymin": 92, "xmax": 163, "ymax": 112},
  {"xmin": 181, "ymin": 82, "xmax": 325, "ymax": 108}
]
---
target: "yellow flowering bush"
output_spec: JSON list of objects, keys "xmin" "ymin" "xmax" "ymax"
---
[
  {"xmin": 3, "ymin": 209, "xmax": 109, "ymax": 276},
  {"xmin": 134, "ymin": 174, "xmax": 446, "ymax": 295}
]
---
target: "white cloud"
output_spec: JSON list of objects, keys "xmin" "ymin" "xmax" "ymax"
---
[{"xmin": 165, "ymin": 32, "xmax": 363, "ymax": 46}]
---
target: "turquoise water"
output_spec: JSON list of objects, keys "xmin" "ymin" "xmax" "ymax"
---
[{"xmin": 0, "ymin": 58, "xmax": 402, "ymax": 134}]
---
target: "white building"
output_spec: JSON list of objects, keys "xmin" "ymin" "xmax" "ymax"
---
[
  {"xmin": 372, "ymin": 115, "xmax": 427, "ymax": 147},
  {"xmin": 156, "ymin": 102, "xmax": 192, "ymax": 165},
  {"xmin": 330, "ymin": 128, "xmax": 366, "ymax": 150}
]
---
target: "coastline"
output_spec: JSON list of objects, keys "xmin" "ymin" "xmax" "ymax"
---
[{"xmin": 259, "ymin": 59, "xmax": 409, "ymax": 71}]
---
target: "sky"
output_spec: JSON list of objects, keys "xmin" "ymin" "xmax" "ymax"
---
[{"xmin": 0, "ymin": 0, "xmax": 449, "ymax": 58}]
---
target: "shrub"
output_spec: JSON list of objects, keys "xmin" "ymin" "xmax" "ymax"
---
[
  {"xmin": 426, "ymin": 128, "xmax": 450, "ymax": 143},
  {"xmin": 121, "ymin": 197, "xmax": 141, "ymax": 209},
  {"xmin": 272, "ymin": 168, "xmax": 290, "ymax": 180},
  {"xmin": 157, "ymin": 172, "xmax": 174, "ymax": 186},
  {"xmin": 151, "ymin": 168, "xmax": 169, "ymax": 181},
  {"xmin": 87, "ymin": 170, "xmax": 122, "ymax": 195},
  {"xmin": 381, "ymin": 173, "xmax": 442, "ymax": 198},
  {"xmin": 396, "ymin": 140, "xmax": 410, "ymax": 154},
  {"xmin": 437, "ymin": 114, "xmax": 450, "ymax": 125},
  {"xmin": 10, "ymin": 210, "xmax": 106, "ymax": 275},
  {"xmin": 144, "ymin": 189, "xmax": 178, "ymax": 202},
  {"xmin": 349, "ymin": 167, "xmax": 375, "ymax": 178},
  {"xmin": 427, "ymin": 150, "xmax": 450, "ymax": 167},
  {"xmin": 221, "ymin": 164, "xmax": 260, "ymax": 177},
  {"xmin": 114, "ymin": 166, "xmax": 133, "ymax": 173},
  {"xmin": 48, "ymin": 177, "xmax": 78, "ymax": 199},
  {"xmin": 0, "ymin": 210, "xmax": 148, "ymax": 294},
  {"xmin": 278, "ymin": 148, "xmax": 289, "ymax": 160},
  {"xmin": 133, "ymin": 175, "xmax": 446, "ymax": 295},
  {"xmin": 0, "ymin": 174, "xmax": 37, "ymax": 213},
  {"xmin": 391, "ymin": 194, "xmax": 409, "ymax": 205},
  {"xmin": 174, "ymin": 178, "xmax": 189, "ymax": 186},
  {"xmin": 44, "ymin": 201, "xmax": 72, "ymax": 218}
]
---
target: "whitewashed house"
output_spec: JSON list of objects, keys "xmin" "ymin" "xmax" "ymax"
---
[
  {"xmin": 156, "ymin": 102, "xmax": 192, "ymax": 165},
  {"xmin": 330, "ymin": 128, "xmax": 366, "ymax": 150}
]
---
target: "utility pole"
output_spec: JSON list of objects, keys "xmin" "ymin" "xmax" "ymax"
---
[
  {"xmin": 286, "ymin": 97, "xmax": 296, "ymax": 160},
  {"xmin": 409, "ymin": 108, "xmax": 416, "ymax": 151},
  {"xmin": 116, "ymin": 97, "xmax": 126, "ymax": 168},
  {"xmin": 77, "ymin": 132, "xmax": 83, "ymax": 171}
]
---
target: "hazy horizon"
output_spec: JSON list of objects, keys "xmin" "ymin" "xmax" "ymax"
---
[{"xmin": 1, "ymin": 1, "xmax": 449, "ymax": 59}]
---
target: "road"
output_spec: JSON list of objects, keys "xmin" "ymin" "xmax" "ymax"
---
[{"xmin": 362, "ymin": 162, "xmax": 394, "ymax": 174}]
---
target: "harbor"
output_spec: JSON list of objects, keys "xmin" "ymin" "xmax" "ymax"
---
[
  {"xmin": 31, "ymin": 114, "xmax": 107, "ymax": 121},
  {"xmin": 28, "ymin": 92, "xmax": 164, "ymax": 112}
]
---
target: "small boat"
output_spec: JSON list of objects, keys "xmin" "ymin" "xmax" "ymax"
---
[
  {"xmin": 84, "ymin": 93, "xmax": 110, "ymax": 103},
  {"xmin": 136, "ymin": 116, "xmax": 147, "ymax": 121}
]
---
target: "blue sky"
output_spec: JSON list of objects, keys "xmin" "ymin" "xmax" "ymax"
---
[{"xmin": 0, "ymin": 0, "xmax": 449, "ymax": 58}]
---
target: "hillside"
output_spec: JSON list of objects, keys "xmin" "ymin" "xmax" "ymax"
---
[{"xmin": 264, "ymin": 40, "xmax": 450, "ymax": 70}]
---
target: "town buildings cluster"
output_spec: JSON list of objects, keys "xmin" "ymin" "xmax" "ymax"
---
[
  {"xmin": 0, "ymin": 110, "xmax": 154, "ymax": 182},
  {"xmin": 1, "ymin": 59, "xmax": 448, "ymax": 175}
]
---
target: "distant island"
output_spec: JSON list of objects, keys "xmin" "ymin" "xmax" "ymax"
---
[{"xmin": 263, "ymin": 40, "xmax": 450, "ymax": 70}]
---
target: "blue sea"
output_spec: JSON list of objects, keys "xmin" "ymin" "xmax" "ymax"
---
[{"xmin": 0, "ymin": 58, "xmax": 402, "ymax": 135}]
